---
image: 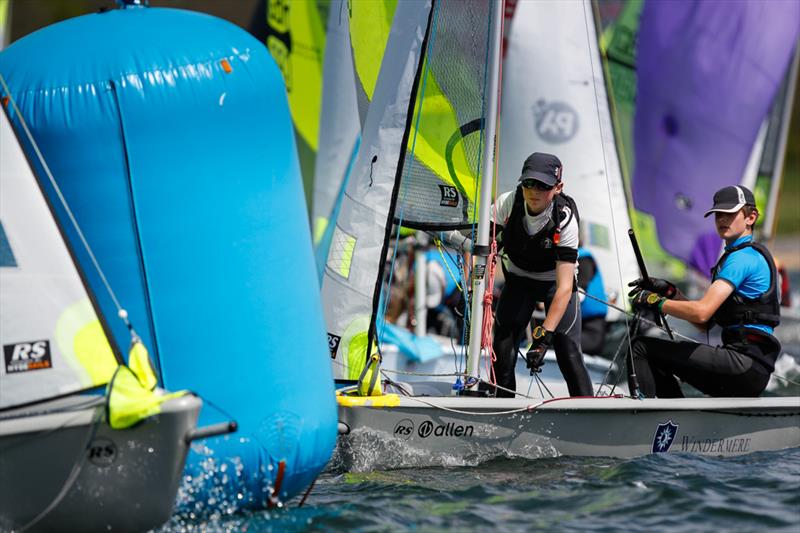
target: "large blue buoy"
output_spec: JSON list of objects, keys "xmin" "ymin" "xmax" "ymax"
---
[{"xmin": 0, "ymin": 3, "xmax": 336, "ymax": 506}]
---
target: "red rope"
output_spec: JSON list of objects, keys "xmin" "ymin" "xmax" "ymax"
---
[
  {"xmin": 267, "ymin": 460, "xmax": 286, "ymax": 508},
  {"xmin": 481, "ymin": 240, "xmax": 498, "ymax": 386},
  {"xmin": 480, "ymin": 1, "xmax": 505, "ymax": 388}
]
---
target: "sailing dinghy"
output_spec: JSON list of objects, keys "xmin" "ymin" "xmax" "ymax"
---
[
  {"xmin": 330, "ymin": 0, "xmax": 800, "ymax": 471},
  {"xmin": 0, "ymin": 93, "xmax": 229, "ymax": 531}
]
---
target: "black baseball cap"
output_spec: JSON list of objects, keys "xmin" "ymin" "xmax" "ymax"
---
[
  {"xmin": 703, "ymin": 185, "xmax": 756, "ymax": 217},
  {"xmin": 519, "ymin": 152, "xmax": 562, "ymax": 186}
]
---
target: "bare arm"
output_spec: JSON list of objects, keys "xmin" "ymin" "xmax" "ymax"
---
[
  {"xmin": 543, "ymin": 261, "xmax": 575, "ymax": 331},
  {"xmin": 661, "ymin": 279, "xmax": 734, "ymax": 325}
]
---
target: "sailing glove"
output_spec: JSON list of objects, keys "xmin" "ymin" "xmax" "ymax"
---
[
  {"xmin": 525, "ymin": 326, "xmax": 553, "ymax": 374},
  {"xmin": 628, "ymin": 277, "xmax": 679, "ymax": 299},
  {"xmin": 630, "ymin": 288, "xmax": 666, "ymax": 312}
]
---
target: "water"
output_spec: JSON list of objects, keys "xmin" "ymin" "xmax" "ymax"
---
[
  {"xmin": 156, "ymin": 278, "xmax": 800, "ymax": 531},
  {"xmin": 159, "ymin": 449, "xmax": 800, "ymax": 532}
]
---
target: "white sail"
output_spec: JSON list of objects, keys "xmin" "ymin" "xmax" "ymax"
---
[
  {"xmin": 311, "ymin": 0, "xmax": 361, "ymax": 247},
  {"xmin": 321, "ymin": 1, "xmax": 433, "ymax": 380},
  {"xmin": 499, "ymin": 0, "xmax": 638, "ymax": 313},
  {"xmin": 0, "ymin": 110, "xmax": 118, "ymax": 408},
  {"xmin": 312, "ymin": 0, "xmax": 363, "ymax": 286}
]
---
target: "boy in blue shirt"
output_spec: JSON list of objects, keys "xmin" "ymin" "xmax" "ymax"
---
[{"xmin": 628, "ymin": 185, "xmax": 781, "ymax": 397}]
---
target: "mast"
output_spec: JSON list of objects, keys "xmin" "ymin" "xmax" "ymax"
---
[
  {"xmin": 465, "ymin": 0, "xmax": 503, "ymax": 388},
  {"xmin": 763, "ymin": 45, "xmax": 800, "ymax": 240}
]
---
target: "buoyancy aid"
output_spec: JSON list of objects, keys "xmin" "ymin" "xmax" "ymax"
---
[
  {"xmin": 503, "ymin": 188, "xmax": 578, "ymax": 272},
  {"xmin": 710, "ymin": 240, "xmax": 781, "ymax": 328},
  {"xmin": 577, "ymin": 248, "xmax": 608, "ymax": 319}
]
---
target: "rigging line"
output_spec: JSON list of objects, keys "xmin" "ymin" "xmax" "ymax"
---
[
  {"xmin": 597, "ymin": 324, "xmax": 631, "ymax": 396},
  {"xmin": 0, "ymin": 74, "xmax": 125, "ymax": 317},
  {"xmin": 580, "ymin": 1, "xmax": 637, "ymax": 367},
  {"xmin": 402, "ymin": 395, "xmax": 546, "ymax": 416},
  {"xmin": 109, "ymin": 80, "xmax": 163, "ymax": 379},
  {"xmin": 535, "ymin": 373, "xmax": 555, "ymax": 399},
  {"xmin": 770, "ymin": 373, "xmax": 800, "ymax": 387},
  {"xmin": 434, "ymin": 239, "xmax": 464, "ymax": 293},
  {"xmin": 18, "ymin": 403, "xmax": 104, "ymax": 532},
  {"xmin": 376, "ymin": 0, "xmax": 442, "ymax": 348},
  {"xmin": 476, "ymin": 0, "xmax": 506, "ymax": 372},
  {"xmin": 0, "ymin": 402, "xmax": 97, "ymax": 455},
  {"xmin": 578, "ymin": 288, "xmax": 698, "ymax": 343},
  {"xmin": 379, "ymin": 367, "xmax": 467, "ymax": 378},
  {"xmin": 517, "ymin": 347, "xmax": 556, "ymax": 399}
]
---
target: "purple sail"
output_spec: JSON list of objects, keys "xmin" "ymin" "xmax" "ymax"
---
[{"xmin": 632, "ymin": 0, "xmax": 799, "ymax": 274}]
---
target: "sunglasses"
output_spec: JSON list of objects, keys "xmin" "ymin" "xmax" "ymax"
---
[{"xmin": 521, "ymin": 179, "xmax": 556, "ymax": 191}]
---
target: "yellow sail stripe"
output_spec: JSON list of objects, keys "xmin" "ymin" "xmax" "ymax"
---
[
  {"xmin": 267, "ymin": 0, "xmax": 327, "ymax": 151},
  {"xmin": 406, "ymin": 66, "xmax": 479, "ymax": 206},
  {"xmin": 351, "ymin": 1, "xmax": 479, "ymax": 208},
  {"xmin": 350, "ymin": 0, "xmax": 398, "ymax": 100},
  {"xmin": 55, "ymin": 299, "xmax": 118, "ymax": 387}
]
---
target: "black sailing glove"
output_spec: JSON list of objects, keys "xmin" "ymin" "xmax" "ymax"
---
[
  {"xmin": 525, "ymin": 326, "xmax": 553, "ymax": 374},
  {"xmin": 630, "ymin": 288, "xmax": 667, "ymax": 313},
  {"xmin": 627, "ymin": 277, "xmax": 678, "ymax": 299}
]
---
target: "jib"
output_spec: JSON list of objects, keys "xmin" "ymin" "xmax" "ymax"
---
[{"xmin": 11, "ymin": 341, "xmax": 47, "ymax": 360}]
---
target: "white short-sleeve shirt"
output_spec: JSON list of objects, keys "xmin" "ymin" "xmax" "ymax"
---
[{"xmin": 493, "ymin": 190, "xmax": 579, "ymax": 281}]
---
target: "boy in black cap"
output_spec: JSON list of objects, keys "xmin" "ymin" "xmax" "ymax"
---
[
  {"xmin": 446, "ymin": 152, "xmax": 593, "ymax": 397},
  {"xmin": 628, "ymin": 185, "xmax": 781, "ymax": 397}
]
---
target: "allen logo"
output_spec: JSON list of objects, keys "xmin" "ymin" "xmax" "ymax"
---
[
  {"xmin": 417, "ymin": 420, "xmax": 474, "ymax": 438},
  {"xmin": 393, "ymin": 419, "xmax": 414, "ymax": 440},
  {"xmin": 532, "ymin": 99, "xmax": 579, "ymax": 144},
  {"xmin": 439, "ymin": 185, "xmax": 459, "ymax": 208},
  {"xmin": 3, "ymin": 339, "xmax": 52, "ymax": 374}
]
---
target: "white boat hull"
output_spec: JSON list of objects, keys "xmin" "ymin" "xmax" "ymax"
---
[
  {"xmin": 0, "ymin": 393, "xmax": 202, "ymax": 532},
  {"xmin": 337, "ymin": 394, "xmax": 800, "ymax": 471}
]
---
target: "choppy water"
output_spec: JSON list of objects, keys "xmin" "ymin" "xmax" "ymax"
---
[
  {"xmin": 156, "ymin": 284, "xmax": 800, "ymax": 531},
  {"xmin": 159, "ymin": 448, "xmax": 800, "ymax": 532}
]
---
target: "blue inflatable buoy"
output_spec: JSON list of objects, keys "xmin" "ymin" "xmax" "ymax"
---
[{"xmin": 0, "ymin": 4, "xmax": 336, "ymax": 506}]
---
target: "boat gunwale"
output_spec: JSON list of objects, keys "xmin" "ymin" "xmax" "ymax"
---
[{"xmin": 338, "ymin": 394, "xmax": 800, "ymax": 414}]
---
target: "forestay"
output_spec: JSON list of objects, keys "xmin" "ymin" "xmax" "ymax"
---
[
  {"xmin": 0, "ymin": 109, "xmax": 121, "ymax": 409},
  {"xmin": 499, "ymin": 0, "xmax": 637, "ymax": 312}
]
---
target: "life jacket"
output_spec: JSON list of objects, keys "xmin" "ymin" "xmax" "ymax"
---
[
  {"xmin": 710, "ymin": 240, "xmax": 780, "ymax": 329},
  {"xmin": 503, "ymin": 188, "xmax": 578, "ymax": 272},
  {"xmin": 577, "ymin": 248, "xmax": 607, "ymax": 319}
]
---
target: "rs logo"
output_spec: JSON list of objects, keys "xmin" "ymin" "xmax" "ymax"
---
[
  {"xmin": 10, "ymin": 341, "xmax": 48, "ymax": 361},
  {"xmin": 88, "ymin": 438, "xmax": 117, "ymax": 467},
  {"xmin": 439, "ymin": 185, "xmax": 459, "ymax": 208},
  {"xmin": 4, "ymin": 339, "xmax": 52, "ymax": 374},
  {"xmin": 393, "ymin": 419, "xmax": 414, "ymax": 441},
  {"xmin": 327, "ymin": 334, "xmax": 342, "ymax": 359}
]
